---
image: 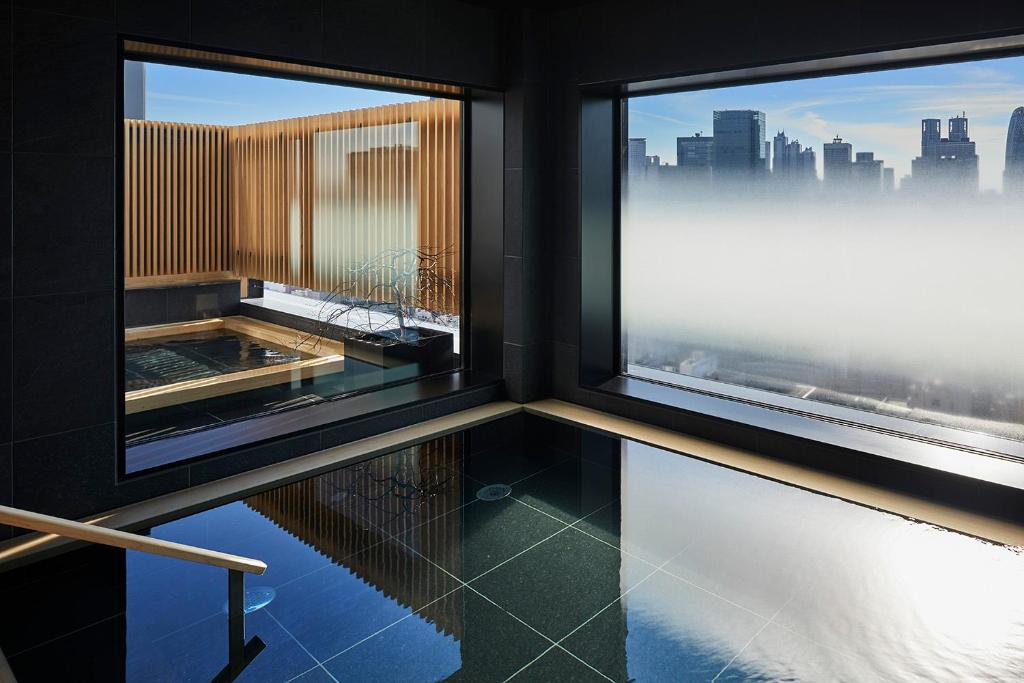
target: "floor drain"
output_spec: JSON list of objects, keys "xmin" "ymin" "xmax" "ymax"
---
[{"xmin": 476, "ymin": 484, "xmax": 512, "ymax": 501}]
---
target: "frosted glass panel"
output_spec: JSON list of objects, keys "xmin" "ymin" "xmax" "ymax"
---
[{"xmin": 622, "ymin": 53, "xmax": 1024, "ymax": 443}]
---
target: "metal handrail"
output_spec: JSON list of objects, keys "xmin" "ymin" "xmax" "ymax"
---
[
  {"xmin": 0, "ymin": 505, "xmax": 266, "ymax": 575},
  {"xmin": 0, "ymin": 505, "xmax": 267, "ymax": 681}
]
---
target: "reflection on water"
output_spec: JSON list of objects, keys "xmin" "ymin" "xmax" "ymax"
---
[
  {"xmin": 4, "ymin": 416, "xmax": 1022, "ymax": 681},
  {"xmin": 614, "ymin": 441, "xmax": 1024, "ymax": 681}
]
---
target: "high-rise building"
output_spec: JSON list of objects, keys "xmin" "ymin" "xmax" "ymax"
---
[
  {"xmin": 772, "ymin": 131, "xmax": 788, "ymax": 172},
  {"xmin": 124, "ymin": 60, "xmax": 147, "ymax": 120},
  {"xmin": 910, "ymin": 114, "xmax": 979, "ymax": 191},
  {"xmin": 852, "ymin": 151, "xmax": 884, "ymax": 190},
  {"xmin": 712, "ymin": 110, "xmax": 766, "ymax": 177},
  {"xmin": 883, "ymin": 167, "xmax": 895, "ymax": 192},
  {"xmin": 676, "ymin": 132, "xmax": 714, "ymax": 169},
  {"xmin": 823, "ymin": 136, "xmax": 853, "ymax": 184},
  {"xmin": 1004, "ymin": 106, "xmax": 1024, "ymax": 193},
  {"xmin": 772, "ymin": 132, "xmax": 816, "ymax": 182},
  {"xmin": 627, "ymin": 138, "xmax": 647, "ymax": 177}
]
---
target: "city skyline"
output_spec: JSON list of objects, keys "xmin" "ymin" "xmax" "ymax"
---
[{"xmin": 628, "ymin": 54, "xmax": 1024, "ymax": 193}]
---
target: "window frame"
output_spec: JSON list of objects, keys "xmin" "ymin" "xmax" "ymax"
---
[
  {"xmin": 579, "ymin": 31, "xmax": 1024, "ymax": 498},
  {"xmin": 116, "ymin": 38, "xmax": 504, "ymax": 479}
]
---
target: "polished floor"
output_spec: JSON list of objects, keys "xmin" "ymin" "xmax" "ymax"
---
[{"xmin": 2, "ymin": 414, "xmax": 1022, "ymax": 681}]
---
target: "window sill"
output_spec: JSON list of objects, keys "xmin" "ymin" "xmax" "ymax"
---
[
  {"xmin": 123, "ymin": 370, "xmax": 501, "ymax": 477},
  {"xmin": 596, "ymin": 375, "xmax": 1024, "ymax": 496}
]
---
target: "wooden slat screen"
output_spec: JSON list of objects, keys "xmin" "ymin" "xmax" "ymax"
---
[
  {"xmin": 243, "ymin": 435, "xmax": 463, "ymax": 637},
  {"xmin": 124, "ymin": 120, "xmax": 232, "ymax": 279},
  {"xmin": 124, "ymin": 99, "xmax": 461, "ymax": 315}
]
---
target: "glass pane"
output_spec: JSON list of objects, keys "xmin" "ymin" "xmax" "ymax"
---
[
  {"xmin": 622, "ymin": 53, "xmax": 1024, "ymax": 447},
  {"xmin": 122, "ymin": 58, "xmax": 461, "ymax": 472}
]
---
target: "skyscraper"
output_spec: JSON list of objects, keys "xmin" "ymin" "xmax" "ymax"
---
[
  {"xmin": 910, "ymin": 114, "xmax": 978, "ymax": 191},
  {"xmin": 627, "ymin": 137, "xmax": 647, "ymax": 177},
  {"xmin": 823, "ymin": 136, "xmax": 853, "ymax": 184},
  {"xmin": 1004, "ymin": 107, "xmax": 1024, "ymax": 193},
  {"xmin": 712, "ymin": 110, "xmax": 766, "ymax": 177},
  {"xmin": 852, "ymin": 152, "xmax": 884, "ymax": 190},
  {"xmin": 676, "ymin": 132, "xmax": 714, "ymax": 169}
]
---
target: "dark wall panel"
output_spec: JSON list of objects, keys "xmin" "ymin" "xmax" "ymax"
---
[{"xmin": 2, "ymin": 0, "xmax": 507, "ymax": 525}]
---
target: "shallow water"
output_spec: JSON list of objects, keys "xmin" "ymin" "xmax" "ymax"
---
[{"xmin": 2, "ymin": 414, "xmax": 1022, "ymax": 681}]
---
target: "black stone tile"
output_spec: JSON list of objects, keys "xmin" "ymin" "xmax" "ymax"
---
[
  {"xmin": 12, "ymin": 290, "xmax": 116, "ymax": 439},
  {"xmin": 164, "ymin": 281, "xmax": 240, "ymax": 323},
  {"xmin": 419, "ymin": 382, "xmax": 502, "ymax": 421},
  {"xmin": 116, "ymin": 0, "xmax": 188, "ymax": 40},
  {"xmin": 504, "ymin": 342, "xmax": 546, "ymax": 404},
  {"xmin": 399, "ymin": 497, "xmax": 565, "ymax": 581},
  {"xmin": 0, "ymin": 441, "xmax": 10, "ymax": 539},
  {"xmin": 504, "ymin": 85, "xmax": 524, "ymax": 170},
  {"xmin": 190, "ymin": 0, "xmax": 322, "ymax": 62},
  {"xmin": 338, "ymin": 443, "xmax": 468, "ymax": 538},
  {"xmin": 13, "ymin": 1, "xmax": 113, "ymax": 20},
  {"xmin": 12, "ymin": 9, "xmax": 115, "ymax": 155},
  {"xmin": 469, "ymin": 526, "xmax": 653, "ymax": 642},
  {"xmin": 0, "ymin": 9, "xmax": 9, "ymax": 155},
  {"xmin": 320, "ymin": 404, "xmax": 423, "ymax": 449},
  {"xmin": 321, "ymin": 587, "xmax": 550, "ymax": 682},
  {"xmin": 122, "ymin": 287, "xmax": 166, "ymax": 327},
  {"xmin": 289, "ymin": 667, "xmax": 338, "ymax": 683},
  {"xmin": 12, "ymin": 422, "xmax": 188, "ymax": 519},
  {"xmin": 553, "ymin": 257, "xmax": 580, "ymax": 345},
  {"xmin": 550, "ymin": 340, "xmax": 580, "ymax": 401},
  {"xmin": 13, "ymin": 154, "xmax": 114, "ymax": 296},
  {"xmin": 322, "ymin": 0, "xmax": 424, "ymax": 75},
  {"xmin": 504, "ymin": 168, "xmax": 523, "ymax": 257},
  {"xmin": 0, "ymin": 298, "xmax": 9, "ymax": 444},
  {"xmin": 511, "ymin": 455, "xmax": 619, "ymax": 526},
  {"xmin": 0, "ymin": 154, "xmax": 9, "ymax": 298},
  {"xmin": 504, "ymin": 256, "xmax": 524, "ymax": 345},
  {"xmin": 267, "ymin": 538, "xmax": 461, "ymax": 662},
  {"xmin": 126, "ymin": 606, "xmax": 317, "ymax": 683},
  {"xmin": 511, "ymin": 646, "xmax": 607, "ymax": 682},
  {"xmin": 422, "ymin": 0, "xmax": 501, "ymax": 87},
  {"xmin": 8, "ymin": 613, "xmax": 125, "ymax": 682},
  {"xmin": 560, "ymin": 570, "xmax": 767, "ymax": 682},
  {"xmin": 0, "ymin": 542, "xmax": 124, "ymax": 657},
  {"xmin": 187, "ymin": 431, "xmax": 321, "ymax": 486},
  {"xmin": 464, "ymin": 440, "xmax": 570, "ymax": 490}
]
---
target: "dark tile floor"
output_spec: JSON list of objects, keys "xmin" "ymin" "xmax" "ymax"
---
[{"xmin": 2, "ymin": 414, "xmax": 1023, "ymax": 682}]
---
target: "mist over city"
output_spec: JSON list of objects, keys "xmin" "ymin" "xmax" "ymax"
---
[{"xmin": 623, "ymin": 55, "xmax": 1024, "ymax": 442}]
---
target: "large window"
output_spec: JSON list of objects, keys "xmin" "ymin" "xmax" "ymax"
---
[
  {"xmin": 121, "ymin": 46, "xmax": 463, "ymax": 473},
  {"xmin": 622, "ymin": 51, "xmax": 1024, "ymax": 451}
]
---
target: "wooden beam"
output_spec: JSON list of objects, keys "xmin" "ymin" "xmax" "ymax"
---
[{"xmin": 125, "ymin": 355, "xmax": 345, "ymax": 414}]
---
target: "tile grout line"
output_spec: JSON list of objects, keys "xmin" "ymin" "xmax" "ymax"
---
[
  {"xmin": 313, "ymin": 583, "xmax": 466, "ymax": 672},
  {"xmin": 6, "ymin": 612, "xmax": 124, "ymax": 659},
  {"xmin": 711, "ymin": 595, "xmax": 795, "ymax": 682},
  {"xmin": 264, "ymin": 608, "xmax": 340, "ymax": 683},
  {"xmin": 501, "ymin": 643, "xmax": 559, "ymax": 683}
]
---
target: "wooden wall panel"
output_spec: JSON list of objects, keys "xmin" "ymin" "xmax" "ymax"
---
[
  {"xmin": 123, "ymin": 120, "xmax": 232, "ymax": 279},
  {"xmin": 125, "ymin": 99, "xmax": 461, "ymax": 314}
]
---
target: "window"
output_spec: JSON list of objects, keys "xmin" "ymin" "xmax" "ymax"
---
[
  {"xmin": 121, "ymin": 45, "xmax": 463, "ymax": 473},
  {"xmin": 621, "ymin": 50, "xmax": 1024, "ymax": 453}
]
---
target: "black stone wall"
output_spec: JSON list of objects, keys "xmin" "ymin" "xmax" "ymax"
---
[{"xmin": 0, "ymin": 0, "xmax": 508, "ymax": 536}]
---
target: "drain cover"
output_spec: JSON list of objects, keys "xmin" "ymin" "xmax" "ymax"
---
[{"xmin": 476, "ymin": 484, "xmax": 512, "ymax": 501}]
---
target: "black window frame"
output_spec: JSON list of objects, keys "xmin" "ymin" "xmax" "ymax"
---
[
  {"xmin": 116, "ymin": 38, "xmax": 504, "ymax": 480},
  {"xmin": 578, "ymin": 32, "xmax": 1024, "ymax": 516}
]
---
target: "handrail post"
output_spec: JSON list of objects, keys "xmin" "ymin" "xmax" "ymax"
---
[{"xmin": 227, "ymin": 569, "xmax": 245, "ymax": 680}]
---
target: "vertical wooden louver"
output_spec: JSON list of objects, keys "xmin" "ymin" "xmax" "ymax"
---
[
  {"xmin": 124, "ymin": 99, "xmax": 461, "ymax": 315},
  {"xmin": 124, "ymin": 120, "xmax": 232, "ymax": 279},
  {"xmin": 243, "ymin": 435, "xmax": 463, "ymax": 638}
]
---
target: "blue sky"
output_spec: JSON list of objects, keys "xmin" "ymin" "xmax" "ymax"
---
[
  {"xmin": 629, "ymin": 54, "xmax": 1024, "ymax": 192},
  {"xmin": 140, "ymin": 61, "xmax": 425, "ymax": 126}
]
